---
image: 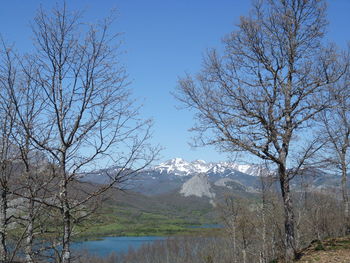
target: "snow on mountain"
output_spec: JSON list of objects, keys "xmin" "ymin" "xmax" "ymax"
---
[
  {"xmin": 208, "ymin": 163, "xmax": 233, "ymax": 174},
  {"xmin": 154, "ymin": 158, "xmax": 213, "ymax": 176},
  {"xmin": 233, "ymin": 164, "xmax": 266, "ymax": 177},
  {"xmin": 227, "ymin": 163, "xmax": 254, "ymax": 174},
  {"xmin": 154, "ymin": 158, "xmax": 264, "ymax": 177},
  {"xmin": 209, "ymin": 162, "xmax": 266, "ymax": 177},
  {"xmin": 191, "ymin": 160, "xmax": 213, "ymax": 173},
  {"xmin": 180, "ymin": 174, "xmax": 215, "ymax": 199}
]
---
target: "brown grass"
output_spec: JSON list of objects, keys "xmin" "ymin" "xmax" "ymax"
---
[{"xmin": 296, "ymin": 236, "xmax": 350, "ymax": 263}]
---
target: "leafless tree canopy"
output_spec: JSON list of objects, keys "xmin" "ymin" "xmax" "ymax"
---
[
  {"xmin": 177, "ymin": 0, "xmax": 341, "ymax": 162},
  {"xmin": 26, "ymin": 5, "xmax": 155, "ymax": 174},
  {"xmin": 0, "ymin": 3, "xmax": 158, "ymax": 263},
  {"xmin": 176, "ymin": 0, "xmax": 345, "ymax": 261},
  {"xmin": 319, "ymin": 67, "xmax": 350, "ymax": 232}
]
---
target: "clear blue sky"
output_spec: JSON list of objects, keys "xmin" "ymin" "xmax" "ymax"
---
[{"xmin": 0, "ymin": 0, "xmax": 349, "ymax": 163}]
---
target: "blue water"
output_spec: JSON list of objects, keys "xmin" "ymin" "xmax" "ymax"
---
[
  {"xmin": 72, "ymin": 236, "xmax": 166, "ymax": 257},
  {"xmin": 72, "ymin": 224, "xmax": 221, "ymax": 257}
]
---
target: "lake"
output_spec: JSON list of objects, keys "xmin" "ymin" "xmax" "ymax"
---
[
  {"xmin": 72, "ymin": 224, "xmax": 221, "ymax": 257},
  {"xmin": 72, "ymin": 236, "xmax": 167, "ymax": 257}
]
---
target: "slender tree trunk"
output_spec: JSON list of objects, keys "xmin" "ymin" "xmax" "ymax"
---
[
  {"xmin": 25, "ymin": 198, "xmax": 35, "ymax": 263},
  {"xmin": 0, "ymin": 189, "xmax": 8, "ymax": 262},
  {"xmin": 242, "ymin": 248, "xmax": 247, "ymax": 263},
  {"xmin": 341, "ymin": 163, "xmax": 349, "ymax": 234},
  {"xmin": 261, "ymin": 201, "xmax": 267, "ymax": 263},
  {"xmin": 271, "ymin": 233, "xmax": 276, "ymax": 260},
  {"xmin": 260, "ymin": 177, "xmax": 267, "ymax": 263},
  {"xmin": 279, "ymin": 164, "xmax": 295, "ymax": 262},
  {"xmin": 61, "ymin": 181, "xmax": 71, "ymax": 263},
  {"xmin": 231, "ymin": 219, "xmax": 237, "ymax": 263}
]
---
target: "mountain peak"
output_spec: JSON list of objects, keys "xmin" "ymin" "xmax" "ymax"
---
[
  {"xmin": 172, "ymin": 157, "xmax": 185, "ymax": 163},
  {"xmin": 154, "ymin": 158, "xmax": 212, "ymax": 176}
]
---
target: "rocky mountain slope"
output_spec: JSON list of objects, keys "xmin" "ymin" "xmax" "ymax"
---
[{"xmin": 180, "ymin": 174, "xmax": 215, "ymax": 199}]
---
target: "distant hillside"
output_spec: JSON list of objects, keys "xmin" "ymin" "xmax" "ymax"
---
[{"xmin": 73, "ymin": 183, "xmax": 229, "ymax": 238}]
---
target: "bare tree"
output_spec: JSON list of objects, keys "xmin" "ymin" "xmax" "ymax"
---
[
  {"xmin": 0, "ymin": 43, "xmax": 64, "ymax": 262},
  {"xmin": 319, "ymin": 67, "xmax": 350, "ymax": 233},
  {"xmin": 176, "ymin": 0, "xmax": 344, "ymax": 261},
  {"xmin": 219, "ymin": 196, "xmax": 239, "ymax": 263},
  {"xmin": 6, "ymin": 4, "xmax": 158, "ymax": 263},
  {"xmin": 12, "ymin": 59, "xmax": 57, "ymax": 263},
  {"xmin": 0, "ymin": 41, "xmax": 17, "ymax": 262},
  {"xmin": 0, "ymin": 46, "xmax": 23, "ymax": 263}
]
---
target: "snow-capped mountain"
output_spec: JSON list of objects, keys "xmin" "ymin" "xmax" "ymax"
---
[
  {"xmin": 81, "ymin": 158, "xmax": 338, "ymax": 201},
  {"xmin": 221, "ymin": 163, "xmax": 265, "ymax": 177},
  {"xmin": 154, "ymin": 158, "xmax": 214, "ymax": 176},
  {"xmin": 154, "ymin": 158, "xmax": 264, "ymax": 177}
]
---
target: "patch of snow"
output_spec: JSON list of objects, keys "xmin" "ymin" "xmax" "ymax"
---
[{"xmin": 154, "ymin": 158, "xmax": 214, "ymax": 176}]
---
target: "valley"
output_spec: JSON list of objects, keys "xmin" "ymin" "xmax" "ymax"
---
[{"xmin": 77, "ymin": 157, "xmax": 342, "ymax": 240}]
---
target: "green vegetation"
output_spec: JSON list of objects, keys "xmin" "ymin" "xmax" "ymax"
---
[
  {"xmin": 314, "ymin": 241, "xmax": 325, "ymax": 251},
  {"xmin": 75, "ymin": 203, "xmax": 219, "ymax": 240}
]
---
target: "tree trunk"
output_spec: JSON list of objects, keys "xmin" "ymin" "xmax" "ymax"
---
[
  {"xmin": 279, "ymin": 164, "xmax": 295, "ymax": 262},
  {"xmin": 242, "ymin": 248, "xmax": 247, "ymax": 263},
  {"xmin": 261, "ymin": 178, "xmax": 267, "ymax": 263},
  {"xmin": 0, "ymin": 189, "xmax": 8, "ymax": 262},
  {"xmin": 341, "ymin": 164, "xmax": 349, "ymax": 234},
  {"xmin": 61, "ymin": 182, "xmax": 71, "ymax": 263},
  {"xmin": 231, "ymin": 219, "xmax": 237, "ymax": 263},
  {"xmin": 261, "ymin": 202, "xmax": 267, "ymax": 263},
  {"xmin": 25, "ymin": 198, "xmax": 35, "ymax": 263}
]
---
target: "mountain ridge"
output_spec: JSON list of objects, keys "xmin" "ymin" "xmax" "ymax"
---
[
  {"xmin": 80, "ymin": 158, "xmax": 343, "ymax": 200},
  {"xmin": 153, "ymin": 157, "xmax": 265, "ymax": 177}
]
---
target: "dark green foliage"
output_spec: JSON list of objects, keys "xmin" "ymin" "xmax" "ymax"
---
[
  {"xmin": 204, "ymin": 254, "xmax": 214, "ymax": 263},
  {"xmin": 314, "ymin": 240, "xmax": 325, "ymax": 251}
]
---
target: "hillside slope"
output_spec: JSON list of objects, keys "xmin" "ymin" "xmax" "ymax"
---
[{"xmin": 291, "ymin": 236, "xmax": 350, "ymax": 262}]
